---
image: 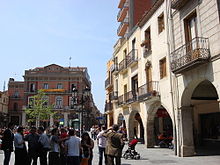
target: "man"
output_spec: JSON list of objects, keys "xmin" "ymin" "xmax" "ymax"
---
[
  {"xmin": 24, "ymin": 127, "xmax": 40, "ymax": 165},
  {"xmin": 38, "ymin": 126, "xmax": 50, "ymax": 165},
  {"xmin": 14, "ymin": 126, "xmax": 27, "ymax": 165},
  {"xmin": 97, "ymin": 125, "xmax": 107, "ymax": 165},
  {"xmin": 1, "ymin": 122, "xmax": 14, "ymax": 165},
  {"xmin": 103, "ymin": 124, "xmax": 124, "ymax": 165},
  {"xmin": 65, "ymin": 129, "xmax": 81, "ymax": 165}
]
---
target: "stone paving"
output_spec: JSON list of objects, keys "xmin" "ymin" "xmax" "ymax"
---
[{"xmin": 1, "ymin": 143, "xmax": 220, "ymax": 165}]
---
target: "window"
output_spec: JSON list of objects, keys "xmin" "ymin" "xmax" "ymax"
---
[
  {"xmin": 160, "ymin": 58, "xmax": 167, "ymax": 79},
  {"xmin": 30, "ymin": 83, "xmax": 35, "ymax": 92},
  {"xmin": 14, "ymin": 91, "xmax": 19, "ymax": 98},
  {"xmin": 141, "ymin": 27, "xmax": 151, "ymax": 54},
  {"xmin": 184, "ymin": 11, "xmax": 197, "ymax": 42},
  {"xmin": 131, "ymin": 75, "xmax": 138, "ymax": 96},
  {"xmin": 13, "ymin": 103, "xmax": 18, "ymax": 111},
  {"xmin": 57, "ymin": 83, "xmax": 63, "ymax": 89},
  {"xmin": 43, "ymin": 83, "xmax": 49, "ymax": 89},
  {"xmin": 28, "ymin": 97, "xmax": 34, "ymax": 108},
  {"xmin": 42, "ymin": 96, "xmax": 49, "ymax": 108},
  {"xmin": 158, "ymin": 13, "xmax": 165, "ymax": 33},
  {"xmin": 55, "ymin": 96, "xmax": 63, "ymax": 109}
]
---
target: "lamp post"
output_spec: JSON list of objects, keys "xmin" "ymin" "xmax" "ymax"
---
[{"xmin": 72, "ymin": 86, "xmax": 91, "ymax": 136}]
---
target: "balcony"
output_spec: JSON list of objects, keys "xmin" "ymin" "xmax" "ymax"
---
[
  {"xmin": 117, "ymin": 18, "xmax": 129, "ymax": 36},
  {"xmin": 171, "ymin": 0, "xmax": 189, "ymax": 10},
  {"xmin": 141, "ymin": 40, "xmax": 152, "ymax": 57},
  {"xmin": 110, "ymin": 91, "xmax": 118, "ymax": 100},
  {"xmin": 117, "ymin": 2, "xmax": 129, "ymax": 22},
  {"xmin": 170, "ymin": 37, "xmax": 210, "ymax": 74},
  {"xmin": 118, "ymin": 95, "xmax": 124, "ymax": 106},
  {"xmin": 118, "ymin": 0, "xmax": 126, "ymax": 8},
  {"xmin": 118, "ymin": 59, "xmax": 127, "ymax": 73},
  {"xmin": 105, "ymin": 102, "xmax": 113, "ymax": 112},
  {"xmin": 124, "ymin": 90, "xmax": 138, "ymax": 103},
  {"xmin": 138, "ymin": 81, "xmax": 159, "ymax": 101},
  {"xmin": 54, "ymin": 105, "xmax": 63, "ymax": 110},
  {"xmin": 111, "ymin": 64, "xmax": 118, "ymax": 74},
  {"xmin": 126, "ymin": 49, "xmax": 138, "ymax": 66},
  {"xmin": 105, "ymin": 77, "xmax": 113, "ymax": 90}
]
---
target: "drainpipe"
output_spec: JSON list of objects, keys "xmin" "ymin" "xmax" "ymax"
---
[{"xmin": 165, "ymin": 0, "xmax": 178, "ymax": 156}]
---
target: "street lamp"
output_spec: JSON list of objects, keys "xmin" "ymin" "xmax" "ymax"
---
[{"xmin": 72, "ymin": 86, "xmax": 91, "ymax": 135}]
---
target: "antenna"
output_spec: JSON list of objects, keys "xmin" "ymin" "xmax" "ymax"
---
[
  {"xmin": 69, "ymin": 57, "xmax": 72, "ymax": 68},
  {"xmin": 3, "ymin": 81, "xmax": 5, "ymax": 91}
]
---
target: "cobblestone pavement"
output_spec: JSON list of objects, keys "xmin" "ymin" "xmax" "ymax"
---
[{"xmin": 1, "ymin": 143, "xmax": 220, "ymax": 165}]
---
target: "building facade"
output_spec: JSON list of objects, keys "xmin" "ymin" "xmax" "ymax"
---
[
  {"xmin": 8, "ymin": 64, "xmax": 100, "ymax": 129},
  {"xmin": 0, "ymin": 91, "xmax": 9, "ymax": 127},
  {"xmin": 106, "ymin": 0, "xmax": 220, "ymax": 157}
]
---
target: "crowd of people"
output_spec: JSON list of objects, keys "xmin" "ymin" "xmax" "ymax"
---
[{"xmin": 0, "ymin": 123, "xmax": 127, "ymax": 165}]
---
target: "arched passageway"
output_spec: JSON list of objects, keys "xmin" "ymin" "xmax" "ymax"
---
[
  {"xmin": 129, "ymin": 111, "xmax": 145, "ymax": 143},
  {"xmin": 181, "ymin": 80, "xmax": 220, "ymax": 156},
  {"xmin": 191, "ymin": 80, "xmax": 220, "ymax": 155},
  {"xmin": 146, "ymin": 105, "xmax": 173, "ymax": 148}
]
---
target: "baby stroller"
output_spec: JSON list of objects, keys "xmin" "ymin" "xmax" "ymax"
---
[{"xmin": 123, "ymin": 139, "xmax": 140, "ymax": 160}]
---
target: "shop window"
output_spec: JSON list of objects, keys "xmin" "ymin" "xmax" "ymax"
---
[
  {"xmin": 159, "ymin": 57, "xmax": 167, "ymax": 79},
  {"xmin": 158, "ymin": 13, "xmax": 165, "ymax": 34}
]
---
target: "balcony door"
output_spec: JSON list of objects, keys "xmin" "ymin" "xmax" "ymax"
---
[
  {"xmin": 131, "ymin": 75, "xmax": 138, "ymax": 97},
  {"xmin": 132, "ymin": 38, "xmax": 136, "ymax": 59},
  {"xmin": 184, "ymin": 12, "xmax": 198, "ymax": 59},
  {"xmin": 146, "ymin": 65, "xmax": 152, "ymax": 92}
]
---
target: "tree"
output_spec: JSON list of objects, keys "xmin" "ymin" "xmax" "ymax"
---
[{"xmin": 25, "ymin": 89, "xmax": 56, "ymax": 127}]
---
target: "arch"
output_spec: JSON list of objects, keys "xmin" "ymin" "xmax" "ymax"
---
[
  {"xmin": 128, "ymin": 110, "xmax": 145, "ymax": 143},
  {"xmin": 180, "ymin": 79, "xmax": 220, "ymax": 156},
  {"xmin": 146, "ymin": 101, "xmax": 173, "ymax": 148}
]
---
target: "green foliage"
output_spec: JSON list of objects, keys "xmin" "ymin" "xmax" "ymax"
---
[{"xmin": 25, "ymin": 89, "xmax": 56, "ymax": 124}]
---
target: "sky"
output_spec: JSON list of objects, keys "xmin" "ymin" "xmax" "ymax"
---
[{"xmin": 0, "ymin": 0, "xmax": 119, "ymax": 112}]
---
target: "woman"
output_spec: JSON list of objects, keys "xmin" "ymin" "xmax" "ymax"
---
[
  {"xmin": 49, "ymin": 128, "xmax": 60, "ymax": 165},
  {"xmin": 81, "ymin": 132, "xmax": 94, "ymax": 165}
]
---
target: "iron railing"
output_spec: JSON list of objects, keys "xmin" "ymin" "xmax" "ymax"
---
[
  {"xmin": 118, "ymin": 95, "xmax": 124, "ymax": 106},
  {"xmin": 117, "ymin": 2, "xmax": 129, "ymax": 21},
  {"xmin": 118, "ymin": 59, "xmax": 127, "ymax": 72},
  {"xmin": 126, "ymin": 49, "xmax": 138, "ymax": 66},
  {"xmin": 110, "ymin": 91, "xmax": 118, "ymax": 100},
  {"xmin": 170, "ymin": 37, "xmax": 210, "ymax": 74},
  {"xmin": 105, "ymin": 102, "xmax": 113, "ymax": 112},
  {"xmin": 171, "ymin": 0, "xmax": 188, "ymax": 9},
  {"xmin": 105, "ymin": 78, "xmax": 110, "ymax": 89},
  {"xmin": 117, "ymin": 17, "xmax": 129, "ymax": 36},
  {"xmin": 138, "ymin": 81, "xmax": 159, "ymax": 100}
]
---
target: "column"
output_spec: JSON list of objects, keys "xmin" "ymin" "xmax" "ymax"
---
[
  {"xmin": 64, "ymin": 112, "xmax": 68, "ymax": 127},
  {"xmin": 49, "ymin": 114, "xmax": 54, "ymax": 127},
  {"xmin": 21, "ymin": 111, "xmax": 26, "ymax": 126},
  {"xmin": 179, "ymin": 106, "xmax": 195, "ymax": 157}
]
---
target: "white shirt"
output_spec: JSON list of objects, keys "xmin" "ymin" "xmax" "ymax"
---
[
  {"xmin": 65, "ymin": 136, "xmax": 81, "ymax": 156},
  {"xmin": 97, "ymin": 130, "xmax": 107, "ymax": 148},
  {"xmin": 14, "ymin": 133, "xmax": 24, "ymax": 149}
]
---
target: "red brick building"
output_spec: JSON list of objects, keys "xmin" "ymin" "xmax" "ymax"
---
[{"xmin": 8, "ymin": 64, "xmax": 100, "ymax": 129}]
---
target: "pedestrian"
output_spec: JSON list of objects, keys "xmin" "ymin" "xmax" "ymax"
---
[
  {"xmin": 90, "ymin": 126, "xmax": 95, "ymax": 140},
  {"xmin": 65, "ymin": 129, "xmax": 81, "ymax": 165},
  {"xmin": 24, "ymin": 126, "xmax": 40, "ymax": 165},
  {"xmin": 103, "ymin": 124, "xmax": 124, "ymax": 165},
  {"xmin": 49, "ymin": 128, "xmax": 60, "ymax": 165},
  {"xmin": 38, "ymin": 126, "xmax": 50, "ymax": 165},
  {"xmin": 59, "ymin": 128, "xmax": 68, "ymax": 165},
  {"xmin": 1, "ymin": 122, "xmax": 14, "ymax": 165},
  {"xmin": 81, "ymin": 132, "xmax": 94, "ymax": 165},
  {"xmin": 97, "ymin": 125, "xmax": 107, "ymax": 165},
  {"xmin": 14, "ymin": 126, "xmax": 28, "ymax": 165}
]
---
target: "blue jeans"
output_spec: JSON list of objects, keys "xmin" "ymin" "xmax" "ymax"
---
[
  {"xmin": 98, "ymin": 147, "xmax": 107, "ymax": 165},
  {"xmin": 4, "ymin": 150, "xmax": 12, "ymax": 165}
]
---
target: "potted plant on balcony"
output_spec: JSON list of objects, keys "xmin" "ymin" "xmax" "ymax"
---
[{"xmin": 140, "ymin": 40, "xmax": 149, "ymax": 47}]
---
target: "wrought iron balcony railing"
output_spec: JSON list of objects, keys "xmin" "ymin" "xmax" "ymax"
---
[
  {"xmin": 171, "ymin": 0, "xmax": 188, "ymax": 9},
  {"xmin": 126, "ymin": 49, "xmax": 138, "ymax": 66},
  {"xmin": 105, "ymin": 78, "xmax": 110, "ymax": 89},
  {"xmin": 118, "ymin": 59, "xmax": 127, "ymax": 72},
  {"xmin": 117, "ymin": 2, "xmax": 129, "ymax": 22},
  {"xmin": 124, "ymin": 90, "xmax": 138, "ymax": 103},
  {"xmin": 110, "ymin": 91, "xmax": 118, "ymax": 100},
  {"xmin": 105, "ymin": 102, "xmax": 113, "ymax": 112},
  {"xmin": 118, "ymin": 95, "xmax": 124, "ymax": 106},
  {"xmin": 170, "ymin": 37, "xmax": 210, "ymax": 74},
  {"xmin": 138, "ymin": 81, "xmax": 159, "ymax": 101}
]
